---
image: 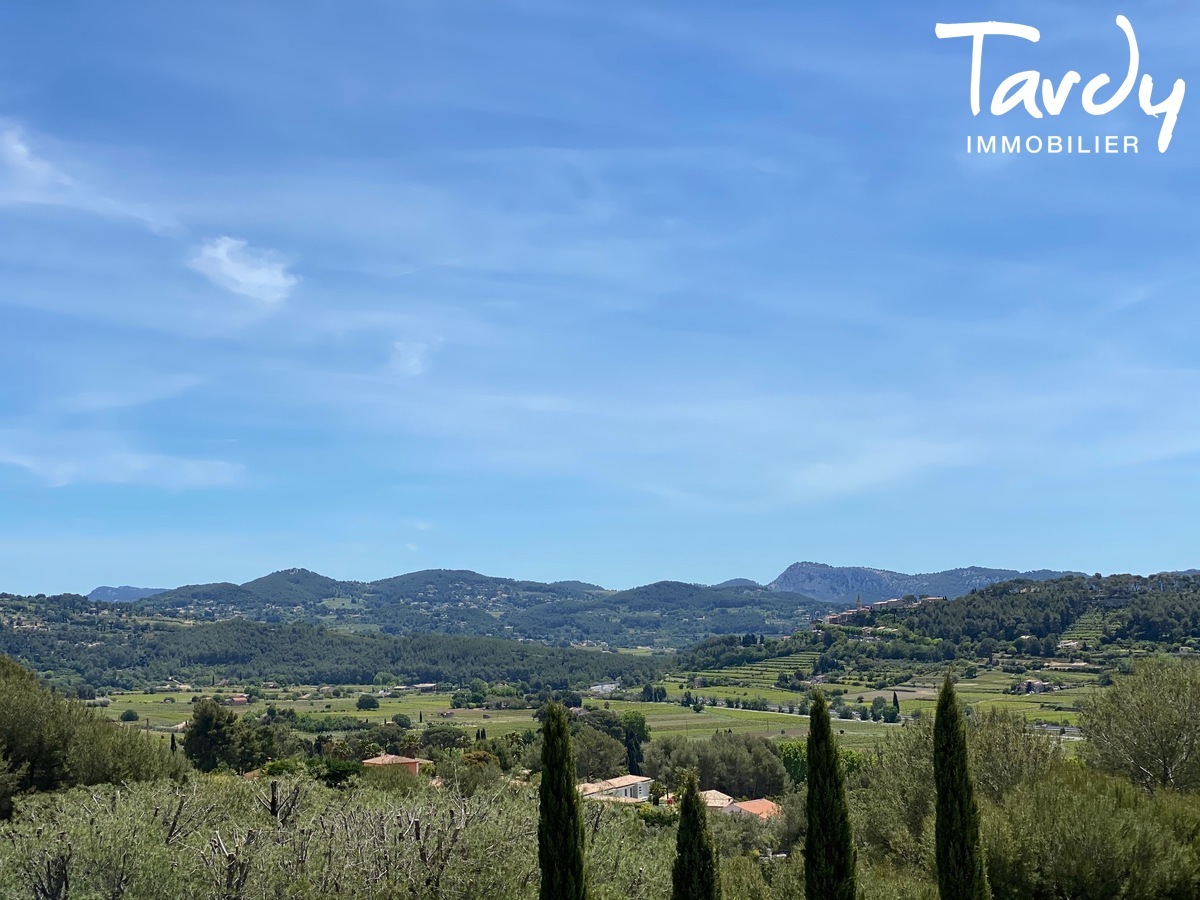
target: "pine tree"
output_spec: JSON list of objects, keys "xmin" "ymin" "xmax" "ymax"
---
[
  {"xmin": 672, "ymin": 769, "xmax": 720, "ymax": 900},
  {"xmin": 934, "ymin": 673, "xmax": 989, "ymax": 900},
  {"xmin": 182, "ymin": 699, "xmax": 239, "ymax": 773},
  {"xmin": 539, "ymin": 703, "xmax": 588, "ymax": 900},
  {"xmin": 805, "ymin": 692, "xmax": 856, "ymax": 900}
]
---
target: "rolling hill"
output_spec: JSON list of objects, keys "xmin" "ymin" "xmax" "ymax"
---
[{"xmin": 133, "ymin": 568, "xmax": 833, "ymax": 648}]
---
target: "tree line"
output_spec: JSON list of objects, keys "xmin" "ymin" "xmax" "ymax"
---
[{"xmin": 0, "ymin": 616, "xmax": 662, "ymax": 693}]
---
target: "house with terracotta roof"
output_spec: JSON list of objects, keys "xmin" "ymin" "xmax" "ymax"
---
[
  {"xmin": 722, "ymin": 798, "xmax": 782, "ymax": 820},
  {"xmin": 362, "ymin": 754, "xmax": 430, "ymax": 775},
  {"xmin": 577, "ymin": 774, "xmax": 652, "ymax": 802}
]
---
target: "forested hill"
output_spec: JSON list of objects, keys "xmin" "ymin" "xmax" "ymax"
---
[
  {"xmin": 679, "ymin": 572, "xmax": 1200, "ymax": 673},
  {"xmin": 126, "ymin": 568, "xmax": 831, "ymax": 648},
  {"xmin": 0, "ymin": 606, "xmax": 662, "ymax": 692},
  {"xmin": 768, "ymin": 561, "xmax": 1079, "ymax": 603},
  {"xmin": 866, "ymin": 572, "xmax": 1200, "ymax": 650}
]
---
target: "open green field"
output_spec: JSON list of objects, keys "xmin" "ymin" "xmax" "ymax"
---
[
  {"xmin": 672, "ymin": 655, "xmax": 1100, "ymax": 730},
  {"xmin": 661, "ymin": 675, "xmax": 807, "ymax": 709},
  {"xmin": 893, "ymin": 669, "xmax": 1094, "ymax": 726},
  {"xmin": 99, "ymin": 687, "xmax": 900, "ymax": 750},
  {"xmin": 98, "ymin": 650, "xmax": 1101, "ymax": 755},
  {"xmin": 100, "ymin": 688, "xmax": 482, "ymax": 732},
  {"xmin": 601, "ymin": 700, "xmax": 890, "ymax": 749}
]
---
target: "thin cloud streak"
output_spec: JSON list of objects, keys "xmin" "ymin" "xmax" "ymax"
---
[
  {"xmin": 0, "ymin": 124, "xmax": 176, "ymax": 232},
  {"xmin": 0, "ymin": 429, "xmax": 243, "ymax": 489}
]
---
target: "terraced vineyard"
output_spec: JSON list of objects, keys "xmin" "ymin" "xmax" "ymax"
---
[
  {"xmin": 690, "ymin": 651, "xmax": 822, "ymax": 689},
  {"xmin": 1059, "ymin": 609, "xmax": 1108, "ymax": 646}
]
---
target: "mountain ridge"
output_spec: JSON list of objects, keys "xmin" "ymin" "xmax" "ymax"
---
[
  {"xmin": 86, "ymin": 585, "xmax": 168, "ymax": 603},
  {"xmin": 767, "ymin": 561, "xmax": 1084, "ymax": 604},
  {"xmin": 125, "ymin": 567, "xmax": 831, "ymax": 648}
]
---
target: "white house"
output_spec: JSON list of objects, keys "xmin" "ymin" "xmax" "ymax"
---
[{"xmin": 578, "ymin": 774, "xmax": 652, "ymax": 802}]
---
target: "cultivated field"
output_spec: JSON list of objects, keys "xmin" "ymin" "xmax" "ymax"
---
[{"xmin": 98, "ymin": 686, "xmax": 900, "ymax": 750}]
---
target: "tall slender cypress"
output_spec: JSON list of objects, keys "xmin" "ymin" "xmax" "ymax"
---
[
  {"xmin": 934, "ymin": 673, "xmax": 989, "ymax": 900},
  {"xmin": 805, "ymin": 692, "xmax": 856, "ymax": 900},
  {"xmin": 671, "ymin": 770, "xmax": 721, "ymax": 900},
  {"xmin": 539, "ymin": 703, "xmax": 588, "ymax": 900},
  {"xmin": 626, "ymin": 731, "xmax": 644, "ymax": 776}
]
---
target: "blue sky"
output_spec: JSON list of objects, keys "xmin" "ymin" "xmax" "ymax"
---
[{"xmin": 1, "ymin": 2, "xmax": 1198, "ymax": 595}]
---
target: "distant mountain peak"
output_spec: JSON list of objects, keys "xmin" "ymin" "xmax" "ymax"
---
[
  {"xmin": 713, "ymin": 578, "xmax": 762, "ymax": 589},
  {"xmin": 768, "ymin": 562, "xmax": 1081, "ymax": 604},
  {"xmin": 87, "ymin": 585, "xmax": 168, "ymax": 603}
]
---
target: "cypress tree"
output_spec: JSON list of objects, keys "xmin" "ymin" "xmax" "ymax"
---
[
  {"xmin": 892, "ymin": 691, "xmax": 900, "ymax": 713},
  {"xmin": 671, "ymin": 770, "xmax": 721, "ymax": 900},
  {"xmin": 625, "ymin": 731, "xmax": 644, "ymax": 776},
  {"xmin": 539, "ymin": 703, "xmax": 587, "ymax": 900},
  {"xmin": 805, "ymin": 692, "xmax": 856, "ymax": 900},
  {"xmin": 934, "ymin": 673, "xmax": 989, "ymax": 900}
]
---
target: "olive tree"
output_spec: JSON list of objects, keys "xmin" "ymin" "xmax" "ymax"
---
[{"xmin": 1080, "ymin": 656, "xmax": 1200, "ymax": 792}]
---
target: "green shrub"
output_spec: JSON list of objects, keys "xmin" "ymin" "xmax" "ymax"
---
[
  {"xmin": 306, "ymin": 757, "xmax": 363, "ymax": 788},
  {"xmin": 637, "ymin": 804, "xmax": 678, "ymax": 827},
  {"xmin": 0, "ymin": 656, "xmax": 186, "ymax": 818},
  {"xmin": 984, "ymin": 765, "xmax": 1200, "ymax": 900}
]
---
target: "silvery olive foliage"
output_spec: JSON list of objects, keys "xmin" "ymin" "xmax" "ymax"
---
[{"xmin": 0, "ymin": 777, "xmax": 684, "ymax": 900}]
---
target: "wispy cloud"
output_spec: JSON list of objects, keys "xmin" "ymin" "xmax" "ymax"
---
[
  {"xmin": 387, "ymin": 341, "xmax": 437, "ymax": 377},
  {"xmin": 0, "ymin": 127, "xmax": 71, "ymax": 196},
  {"xmin": 53, "ymin": 375, "xmax": 204, "ymax": 415},
  {"xmin": 188, "ymin": 236, "xmax": 300, "ymax": 304},
  {"xmin": 0, "ymin": 429, "xmax": 243, "ymax": 489},
  {"xmin": 787, "ymin": 439, "xmax": 971, "ymax": 500},
  {"xmin": 0, "ymin": 124, "xmax": 173, "ymax": 230}
]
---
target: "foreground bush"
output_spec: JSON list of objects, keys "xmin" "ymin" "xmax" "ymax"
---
[
  {"xmin": 853, "ymin": 708, "xmax": 1062, "ymax": 872},
  {"xmin": 1080, "ymin": 655, "xmax": 1200, "ymax": 792},
  {"xmin": 0, "ymin": 778, "xmax": 681, "ymax": 900},
  {"xmin": 984, "ymin": 764, "xmax": 1200, "ymax": 900},
  {"xmin": 0, "ymin": 656, "xmax": 187, "ymax": 817}
]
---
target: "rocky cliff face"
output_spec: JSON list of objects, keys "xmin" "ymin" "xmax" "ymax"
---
[{"xmin": 767, "ymin": 562, "xmax": 1078, "ymax": 604}]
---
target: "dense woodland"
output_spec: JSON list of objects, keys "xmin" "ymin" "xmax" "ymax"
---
[
  {"xmin": 0, "ymin": 609, "xmax": 660, "ymax": 693},
  {"xmin": 684, "ymin": 573, "xmax": 1200, "ymax": 675},
  {"xmin": 898, "ymin": 573, "xmax": 1200, "ymax": 646}
]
